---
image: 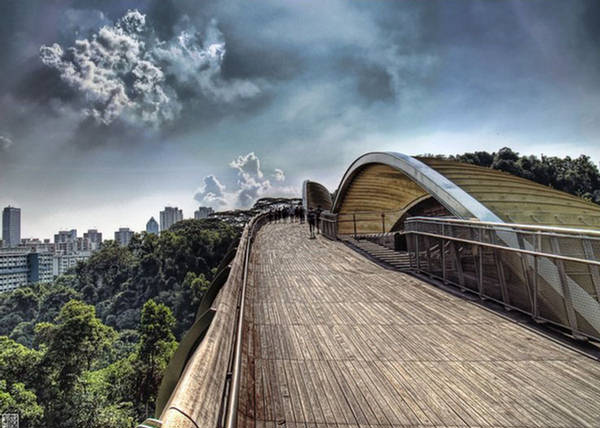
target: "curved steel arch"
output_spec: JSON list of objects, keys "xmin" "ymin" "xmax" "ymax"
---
[{"xmin": 331, "ymin": 152, "xmax": 503, "ymax": 223}]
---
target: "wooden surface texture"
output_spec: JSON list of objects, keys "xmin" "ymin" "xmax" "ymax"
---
[{"xmin": 238, "ymin": 222, "xmax": 600, "ymax": 428}]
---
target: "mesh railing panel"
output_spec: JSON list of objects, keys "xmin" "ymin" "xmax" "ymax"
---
[{"xmin": 405, "ymin": 217, "xmax": 600, "ymax": 341}]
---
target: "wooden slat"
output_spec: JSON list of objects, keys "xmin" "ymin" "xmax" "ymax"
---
[{"xmin": 239, "ymin": 222, "xmax": 600, "ymax": 428}]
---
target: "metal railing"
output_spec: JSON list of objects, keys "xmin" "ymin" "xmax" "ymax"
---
[
  {"xmin": 405, "ymin": 217, "xmax": 600, "ymax": 341},
  {"xmin": 320, "ymin": 209, "xmax": 410, "ymax": 240},
  {"xmin": 221, "ymin": 212, "xmax": 269, "ymax": 428},
  {"xmin": 155, "ymin": 212, "xmax": 269, "ymax": 428}
]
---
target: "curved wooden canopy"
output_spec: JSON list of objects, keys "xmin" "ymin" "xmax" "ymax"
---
[
  {"xmin": 302, "ymin": 180, "xmax": 333, "ymax": 211},
  {"xmin": 332, "ymin": 152, "xmax": 600, "ymax": 233}
]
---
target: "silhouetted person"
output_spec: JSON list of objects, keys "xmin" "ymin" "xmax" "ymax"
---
[
  {"xmin": 315, "ymin": 205, "xmax": 323, "ymax": 234},
  {"xmin": 307, "ymin": 209, "xmax": 316, "ymax": 239}
]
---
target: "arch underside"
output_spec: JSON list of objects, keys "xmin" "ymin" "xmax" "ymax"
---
[
  {"xmin": 336, "ymin": 164, "xmax": 452, "ymax": 234},
  {"xmin": 333, "ymin": 153, "xmax": 600, "ymax": 233}
]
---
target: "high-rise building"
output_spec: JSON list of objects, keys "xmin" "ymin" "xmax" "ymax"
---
[
  {"xmin": 114, "ymin": 228, "xmax": 134, "ymax": 246},
  {"xmin": 54, "ymin": 229, "xmax": 78, "ymax": 253},
  {"xmin": 83, "ymin": 229, "xmax": 103, "ymax": 251},
  {"xmin": 194, "ymin": 206, "xmax": 214, "ymax": 219},
  {"xmin": 160, "ymin": 207, "xmax": 183, "ymax": 232},
  {"xmin": 0, "ymin": 250, "xmax": 53, "ymax": 292},
  {"xmin": 2, "ymin": 206, "xmax": 21, "ymax": 248},
  {"xmin": 146, "ymin": 217, "xmax": 159, "ymax": 235}
]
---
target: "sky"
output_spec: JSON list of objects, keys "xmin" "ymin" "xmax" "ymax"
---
[{"xmin": 1, "ymin": 0, "xmax": 600, "ymax": 239}]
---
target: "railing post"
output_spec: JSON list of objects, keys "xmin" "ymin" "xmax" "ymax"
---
[
  {"xmin": 533, "ymin": 254, "xmax": 539, "ymax": 321},
  {"xmin": 478, "ymin": 249, "xmax": 484, "ymax": 300},
  {"xmin": 381, "ymin": 212, "xmax": 385, "ymax": 233},
  {"xmin": 550, "ymin": 237, "xmax": 580, "ymax": 337},
  {"xmin": 415, "ymin": 233, "xmax": 420, "ymax": 271},
  {"xmin": 441, "ymin": 223, "xmax": 446, "ymax": 283}
]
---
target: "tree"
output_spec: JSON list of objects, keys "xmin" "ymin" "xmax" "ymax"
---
[
  {"xmin": 0, "ymin": 336, "xmax": 42, "ymax": 388},
  {"xmin": 36, "ymin": 300, "xmax": 117, "ymax": 428},
  {"xmin": 133, "ymin": 299, "xmax": 177, "ymax": 419},
  {"xmin": 0, "ymin": 381, "xmax": 44, "ymax": 428}
]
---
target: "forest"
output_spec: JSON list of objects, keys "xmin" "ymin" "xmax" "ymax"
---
[{"xmin": 0, "ymin": 218, "xmax": 239, "ymax": 427}]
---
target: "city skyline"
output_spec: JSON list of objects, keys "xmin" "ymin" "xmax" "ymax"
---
[{"xmin": 0, "ymin": 204, "xmax": 217, "ymax": 242}]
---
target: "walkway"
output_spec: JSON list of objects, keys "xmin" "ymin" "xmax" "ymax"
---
[{"xmin": 238, "ymin": 223, "xmax": 600, "ymax": 428}]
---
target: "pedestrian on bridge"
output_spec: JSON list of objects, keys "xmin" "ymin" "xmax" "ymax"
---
[
  {"xmin": 307, "ymin": 209, "xmax": 316, "ymax": 239},
  {"xmin": 315, "ymin": 206, "xmax": 323, "ymax": 234}
]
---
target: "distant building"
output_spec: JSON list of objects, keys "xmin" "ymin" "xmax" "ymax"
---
[
  {"xmin": 0, "ymin": 250, "xmax": 53, "ymax": 292},
  {"xmin": 15, "ymin": 238, "xmax": 55, "ymax": 254},
  {"xmin": 160, "ymin": 207, "xmax": 183, "ymax": 232},
  {"xmin": 2, "ymin": 206, "xmax": 21, "ymax": 248},
  {"xmin": 194, "ymin": 206, "xmax": 214, "ymax": 219},
  {"xmin": 114, "ymin": 228, "xmax": 134, "ymax": 246},
  {"xmin": 146, "ymin": 217, "xmax": 159, "ymax": 235},
  {"xmin": 83, "ymin": 229, "xmax": 102, "ymax": 251},
  {"xmin": 53, "ymin": 251, "xmax": 91, "ymax": 277},
  {"xmin": 54, "ymin": 229, "xmax": 78, "ymax": 253}
]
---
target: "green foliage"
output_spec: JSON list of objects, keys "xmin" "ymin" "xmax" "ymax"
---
[
  {"xmin": 74, "ymin": 218, "xmax": 237, "ymax": 336},
  {"xmin": 0, "ymin": 380, "xmax": 44, "ymax": 428},
  {"xmin": 40, "ymin": 301, "xmax": 117, "ymax": 379},
  {"xmin": 131, "ymin": 300, "xmax": 178, "ymax": 419},
  {"xmin": 0, "ymin": 219, "xmax": 238, "ymax": 346},
  {"xmin": 0, "ymin": 218, "xmax": 237, "ymax": 427},
  {"xmin": 0, "ymin": 282, "xmax": 82, "ymax": 346},
  {"xmin": 0, "ymin": 336, "xmax": 42, "ymax": 388}
]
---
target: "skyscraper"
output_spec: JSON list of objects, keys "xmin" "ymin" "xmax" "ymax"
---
[
  {"xmin": 2, "ymin": 206, "xmax": 21, "ymax": 248},
  {"xmin": 83, "ymin": 229, "xmax": 103, "ymax": 251},
  {"xmin": 194, "ymin": 206, "xmax": 214, "ymax": 219},
  {"xmin": 160, "ymin": 207, "xmax": 183, "ymax": 232},
  {"xmin": 54, "ymin": 229, "xmax": 78, "ymax": 253},
  {"xmin": 114, "ymin": 228, "xmax": 134, "ymax": 246},
  {"xmin": 146, "ymin": 217, "xmax": 159, "ymax": 235}
]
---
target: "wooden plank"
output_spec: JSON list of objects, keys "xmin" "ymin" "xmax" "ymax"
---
[{"xmin": 235, "ymin": 222, "xmax": 600, "ymax": 428}]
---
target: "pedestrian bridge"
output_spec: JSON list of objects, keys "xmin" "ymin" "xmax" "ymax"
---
[{"xmin": 141, "ymin": 153, "xmax": 600, "ymax": 428}]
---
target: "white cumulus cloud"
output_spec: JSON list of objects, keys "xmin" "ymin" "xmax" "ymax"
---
[
  {"xmin": 194, "ymin": 152, "xmax": 296, "ymax": 210},
  {"xmin": 40, "ymin": 10, "xmax": 259, "ymax": 127},
  {"xmin": 193, "ymin": 174, "xmax": 228, "ymax": 207}
]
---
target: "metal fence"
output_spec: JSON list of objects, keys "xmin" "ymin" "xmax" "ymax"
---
[
  {"xmin": 320, "ymin": 210, "xmax": 406, "ymax": 240},
  {"xmin": 405, "ymin": 217, "xmax": 600, "ymax": 341}
]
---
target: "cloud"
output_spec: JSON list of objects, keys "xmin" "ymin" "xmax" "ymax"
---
[
  {"xmin": 0, "ymin": 135, "xmax": 13, "ymax": 151},
  {"xmin": 39, "ymin": 9, "xmax": 259, "ymax": 127},
  {"xmin": 60, "ymin": 8, "xmax": 111, "ymax": 39},
  {"xmin": 230, "ymin": 152, "xmax": 263, "ymax": 179},
  {"xmin": 273, "ymin": 169, "xmax": 285, "ymax": 182},
  {"xmin": 193, "ymin": 174, "xmax": 227, "ymax": 207},
  {"xmin": 195, "ymin": 152, "xmax": 296, "ymax": 209},
  {"xmin": 154, "ymin": 19, "xmax": 260, "ymax": 103}
]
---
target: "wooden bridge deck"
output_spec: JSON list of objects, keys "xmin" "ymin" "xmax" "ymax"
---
[{"xmin": 239, "ymin": 223, "xmax": 600, "ymax": 428}]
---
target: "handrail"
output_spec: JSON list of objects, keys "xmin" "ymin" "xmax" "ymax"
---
[
  {"xmin": 407, "ymin": 216, "xmax": 600, "ymax": 237},
  {"xmin": 404, "ymin": 216, "xmax": 600, "ymax": 341},
  {"xmin": 222, "ymin": 212, "xmax": 268, "ymax": 428},
  {"xmin": 406, "ymin": 229, "xmax": 600, "ymax": 267},
  {"xmin": 157, "ymin": 212, "xmax": 268, "ymax": 428}
]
